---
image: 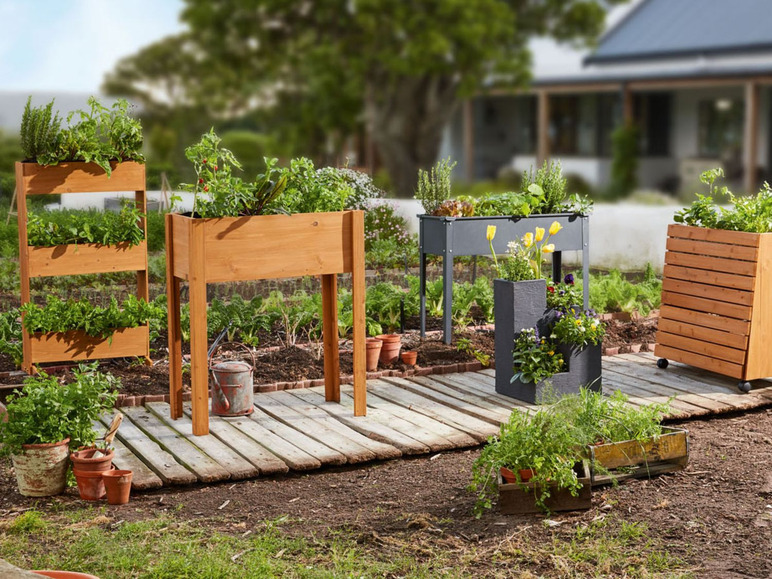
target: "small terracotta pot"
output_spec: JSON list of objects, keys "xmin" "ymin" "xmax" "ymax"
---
[
  {"xmin": 365, "ymin": 338, "xmax": 383, "ymax": 372},
  {"xmin": 400, "ymin": 350, "xmax": 417, "ymax": 366},
  {"xmin": 518, "ymin": 468, "xmax": 536, "ymax": 482},
  {"xmin": 500, "ymin": 467, "xmax": 535, "ymax": 484},
  {"xmin": 70, "ymin": 447, "xmax": 114, "ymax": 473},
  {"xmin": 72, "ymin": 469, "xmax": 108, "ymax": 501},
  {"xmin": 102, "ymin": 469, "xmax": 133, "ymax": 505},
  {"xmin": 375, "ymin": 334, "xmax": 401, "ymax": 364}
]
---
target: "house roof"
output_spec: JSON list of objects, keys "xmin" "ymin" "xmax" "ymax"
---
[{"xmin": 585, "ymin": 0, "xmax": 772, "ymax": 65}]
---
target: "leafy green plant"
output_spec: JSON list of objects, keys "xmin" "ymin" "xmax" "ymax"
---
[
  {"xmin": 512, "ymin": 327, "xmax": 565, "ymax": 384},
  {"xmin": 581, "ymin": 267, "xmax": 661, "ymax": 316},
  {"xmin": 551, "ymin": 310, "xmax": 605, "ymax": 347},
  {"xmin": 608, "ymin": 125, "xmax": 639, "ymax": 199},
  {"xmin": 415, "ymin": 158, "xmax": 456, "ymax": 215},
  {"xmin": 674, "ymin": 168, "xmax": 772, "ymax": 232},
  {"xmin": 207, "ymin": 295, "xmax": 272, "ymax": 347},
  {"xmin": 366, "ymin": 282, "xmax": 405, "ymax": 333},
  {"xmin": 20, "ymin": 97, "xmax": 62, "ymax": 161},
  {"xmin": 0, "ymin": 363, "xmax": 119, "ymax": 456},
  {"xmin": 363, "ymin": 200, "xmax": 411, "ymax": 251},
  {"xmin": 457, "ymin": 336, "xmax": 490, "ymax": 367},
  {"xmin": 0, "ymin": 308, "xmax": 22, "ymax": 367},
  {"xmin": 280, "ymin": 159, "xmax": 352, "ymax": 215},
  {"xmin": 463, "ymin": 191, "xmax": 535, "ymax": 217},
  {"xmin": 20, "ymin": 295, "xmax": 153, "ymax": 338},
  {"xmin": 27, "ymin": 201, "xmax": 145, "ymax": 247}
]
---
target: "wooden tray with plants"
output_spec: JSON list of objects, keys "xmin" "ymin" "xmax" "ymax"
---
[
  {"xmin": 587, "ymin": 427, "xmax": 689, "ymax": 487},
  {"xmin": 498, "ymin": 460, "xmax": 592, "ymax": 515}
]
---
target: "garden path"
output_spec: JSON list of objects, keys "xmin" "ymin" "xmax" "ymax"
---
[{"xmin": 107, "ymin": 352, "xmax": 772, "ymax": 490}]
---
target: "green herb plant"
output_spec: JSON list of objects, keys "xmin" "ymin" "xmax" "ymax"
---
[
  {"xmin": 0, "ymin": 363, "xmax": 119, "ymax": 456},
  {"xmin": 20, "ymin": 97, "xmax": 62, "ymax": 161},
  {"xmin": 27, "ymin": 201, "xmax": 145, "ymax": 247},
  {"xmin": 415, "ymin": 157, "xmax": 456, "ymax": 215},
  {"xmin": 457, "ymin": 336, "xmax": 491, "ymax": 367}
]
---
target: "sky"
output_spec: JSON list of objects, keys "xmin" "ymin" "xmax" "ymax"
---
[{"xmin": 0, "ymin": 0, "xmax": 184, "ymax": 93}]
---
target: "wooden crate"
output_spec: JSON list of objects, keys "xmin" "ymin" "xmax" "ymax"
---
[
  {"xmin": 165, "ymin": 211, "xmax": 366, "ymax": 436},
  {"xmin": 15, "ymin": 161, "xmax": 150, "ymax": 373},
  {"xmin": 655, "ymin": 224, "xmax": 772, "ymax": 381},
  {"xmin": 588, "ymin": 427, "xmax": 689, "ymax": 486},
  {"xmin": 498, "ymin": 461, "xmax": 592, "ymax": 514}
]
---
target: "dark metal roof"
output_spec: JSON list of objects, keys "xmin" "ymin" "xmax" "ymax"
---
[{"xmin": 585, "ymin": 0, "xmax": 772, "ymax": 64}]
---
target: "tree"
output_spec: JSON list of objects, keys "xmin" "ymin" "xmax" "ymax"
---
[{"xmin": 107, "ymin": 0, "xmax": 624, "ymax": 196}]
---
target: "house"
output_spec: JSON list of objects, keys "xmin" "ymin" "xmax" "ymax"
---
[{"xmin": 443, "ymin": 0, "xmax": 772, "ymax": 194}]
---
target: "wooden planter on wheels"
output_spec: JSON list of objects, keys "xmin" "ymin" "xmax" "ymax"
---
[
  {"xmin": 655, "ymin": 224, "xmax": 772, "ymax": 391},
  {"xmin": 15, "ymin": 161, "xmax": 150, "ymax": 374},
  {"xmin": 165, "ymin": 210, "xmax": 367, "ymax": 436}
]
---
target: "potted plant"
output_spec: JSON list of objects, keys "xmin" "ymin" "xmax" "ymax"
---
[
  {"xmin": 165, "ymin": 130, "xmax": 366, "ymax": 435},
  {"xmin": 16, "ymin": 97, "xmax": 150, "ymax": 373},
  {"xmin": 416, "ymin": 160, "xmax": 592, "ymax": 343},
  {"xmin": 656, "ymin": 168, "xmax": 772, "ymax": 392},
  {"xmin": 0, "ymin": 363, "xmax": 119, "ymax": 497}
]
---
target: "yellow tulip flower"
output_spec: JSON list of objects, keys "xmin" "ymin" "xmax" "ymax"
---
[
  {"xmin": 522, "ymin": 232, "xmax": 534, "ymax": 247},
  {"xmin": 549, "ymin": 221, "xmax": 562, "ymax": 236},
  {"xmin": 486, "ymin": 225, "xmax": 496, "ymax": 241},
  {"xmin": 535, "ymin": 227, "xmax": 545, "ymax": 242},
  {"xmin": 542, "ymin": 243, "xmax": 555, "ymax": 253}
]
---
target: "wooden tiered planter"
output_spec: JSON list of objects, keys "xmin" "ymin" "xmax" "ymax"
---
[
  {"xmin": 655, "ymin": 224, "xmax": 772, "ymax": 391},
  {"xmin": 165, "ymin": 210, "xmax": 366, "ymax": 436},
  {"xmin": 15, "ymin": 161, "xmax": 150, "ymax": 374}
]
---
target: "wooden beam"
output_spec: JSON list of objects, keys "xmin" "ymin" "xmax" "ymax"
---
[
  {"xmin": 537, "ymin": 90, "xmax": 550, "ymax": 166},
  {"xmin": 744, "ymin": 81, "xmax": 760, "ymax": 193},
  {"xmin": 463, "ymin": 100, "xmax": 474, "ymax": 182}
]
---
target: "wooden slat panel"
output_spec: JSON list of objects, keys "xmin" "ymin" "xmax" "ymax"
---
[
  {"xmin": 168, "ymin": 213, "xmax": 190, "ymax": 280},
  {"xmin": 656, "ymin": 331, "xmax": 745, "ymax": 364},
  {"xmin": 653, "ymin": 344, "xmax": 745, "ymax": 379},
  {"xmin": 665, "ymin": 237, "xmax": 758, "ymax": 261},
  {"xmin": 27, "ymin": 241, "xmax": 147, "ymax": 277},
  {"xmin": 201, "ymin": 212, "xmax": 355, "ymax": 282},
  {"xmin": 744, "ymin": 233, "xmax": 772, "ymax": 380},
  {"xmin": 667, "ymin": 223, "xmax": 760, "ymax": 247},
  {"xmin": 657, "ymin": 318, "xmax": 748, "ymax": 349},
  {"xmin": 399, "ymin": 376, "xmax": 512, "ymax": 424},
  {"xmin": 601, "ymin": 373, "xmax": 699, "ymax": 418},
  {"xmin": 660, "ymin": 291, "xmax": 751, "ymax": 320},
  {"xmin": 28, "ymin": 325, "xmax": 149, "ymax": 363},
  {"xmin": 661, "ymin": 278, "xmax": 753, "ymax": 306},
  {"xmin": 663, "ymin": 264, "xmax": 755, "ymax": 291},
  {"xmin": 20, "ymin": 161, "xmax": 145, "ymax": 194},
  {"xmin": 665, "ymin": 251, "xmax": 757, "ymax": 276},
  {"xmin": 659, "ymin": 305, "xmax": 750, "ymax": 335},
  {"xmin": 590, "ymin": 428, "xmax": 688, "ymax": 470},
  {"xmin": 94, "ymin": 418, "xmax": 163, "ymax": 490}
]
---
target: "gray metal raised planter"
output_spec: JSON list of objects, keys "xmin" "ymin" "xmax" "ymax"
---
[
  {"xmin": 418, "ymin": 213, "xmax": 589, "ymax": 343},
  {"xmin": 494, "ymin": 278, "xmax": 601, "ymax": 404}
]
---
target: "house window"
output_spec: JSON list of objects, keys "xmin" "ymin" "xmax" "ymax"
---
[
  {"xmin": 698, "ymin": 98, "xmax": 744, "ymax": 159},
  {"xmin": 635, "ymin": 93, "xmax": 671, "ymax": 157},
  {"xmin": 514, "ymin": 96, "xmax": 536, "ymax": 155},
  {"xmin": 550, "ymin": 94, "xmax": 606, "ymax": 156}
]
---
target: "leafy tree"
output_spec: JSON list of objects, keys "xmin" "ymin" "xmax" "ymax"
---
[{"xmin": 106, "ymin": 0, "xmax": 624, "ymax": 196}]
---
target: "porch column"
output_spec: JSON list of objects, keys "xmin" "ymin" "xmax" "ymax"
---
[
  {"xmin": 537, "ymin": 90, "xmax": 550, "ymax": 165},
  {"xmin": 744, "ymin": 81, "xmax": 759, "ymax": 193},
  {"xmin": 463, "ymin": 99, "xmax": 475, "ymax": 182}
]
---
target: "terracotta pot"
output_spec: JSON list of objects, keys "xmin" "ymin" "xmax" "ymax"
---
[
  {"xmin": 11, "ymin": 438, "xmax": 70, "ymax": 497},
  {"xmin": 375, "ymin": 334, "xmax": 401, "ymax": 364},
  {"xmin": 400, "ymin": 350, "xmax": 417, "ymax": 366},
  {"xmin": 500, "ymin": 467, "xmax": 535, "ymax": 484},
  {"xmin": 365, "ymin": 338, "xmax": 383, "ymax": 371},
  {"xmin": 102, "ymin": 469, "xmax": 133, "ymax": 505},
  {"xmin": 32, "ymin": 571, "xmax": 100, "ymax": 579},
  {"xmin": 70, "ymin": 447, "xmax": 114, "ymax": 473},
  {"xmin": 72, "ymin": 469, "xmax": 108, "ymax": 501},
  {"xmin": 518, "ymin": 468, "xmax": 536, "ymax": 483}
]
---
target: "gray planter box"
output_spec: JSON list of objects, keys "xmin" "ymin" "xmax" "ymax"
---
[
  {"xmin": 419, "ymin": 213, "xmax": 589, "ymax": 343},
  {"xmin": 494, "ymin": 278, "xmax": 601, "ymax": 404}
]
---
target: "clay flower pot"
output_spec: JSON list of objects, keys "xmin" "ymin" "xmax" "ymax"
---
[
  {"xmin": 33, "ymin": 571, "xmax": 100, "ymax": 579},
  {"xmin": 72, "ymin": 469, "xmax": 108, "ymax": 501},
  {"xmin": 375, "ymin": 334, "xmax": 402, "ymax": 364},
  {"xmin": 102, "ymin": 469, "xmax": 133, "ymax": 505},
  {"xmin": 71, "ymin": 447, "xmax": 113, "ymax": 501},
  {"xmin": 365, "ymin": 338, "xmax": 383, "ymax": 371},
  {"xmin": 11, "ymin": 438, "xmax": 71, "ymax": 497},
  {"xmin": 500, "ymin": 467, "xmax": 536, "ymax": 484},
  {"xmin": 400, "ymin": 350, "xmax": 417, "ymax": 366}
]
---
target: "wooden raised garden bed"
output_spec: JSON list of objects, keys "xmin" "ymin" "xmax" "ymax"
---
[
  {"xmin": 165, "ymin": 210, "xmax": 366, "ymax": 436},
  {"xmin": 655, "ymin": 224, "xmax": 772, "ymax": 390},
  {"xmin": 588, "ymin": 426, "xmax": 689, "ymax": 486},
  {"xmin": 15, "ymin": 161, "xmax": 150, "ymax": 373},
  {"xmin": 498, "ymin": 461, "xmax": 592, "ymax": 515}
]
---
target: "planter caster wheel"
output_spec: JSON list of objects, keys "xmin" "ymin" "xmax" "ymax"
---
[
  {"xmin": 657, "ymin": 358, "xmax": 669, "ymax": 369},
  {"xmin": 738, "ymin": 381, "xmax": 752, "ymax": 393}
]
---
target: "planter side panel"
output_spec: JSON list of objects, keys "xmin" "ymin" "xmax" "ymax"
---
[
  {"xmin": 202, "ymin": 211, "xmax": 357, "ymax": 282},
  {"xmin": 168, "ymin": 213, "xmax": 191, "ymax": 279},
  {"xmin": 27, "ymin": 241, "xmax": 147, "ymax": 277},
  {"xmin": 19, "ymin": 161, "xmax": 145, "ymax": 195},
  {"xmin": 28, "ymin": 326, "xmax": 149, "ymax": 363},
  {"xmin": 745, "ymin": 233, "xmax": 772, "ymax": 380}
]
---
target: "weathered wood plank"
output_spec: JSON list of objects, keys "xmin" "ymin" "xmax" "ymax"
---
[
  {"xmin": 104, "ymin": 412, "xmax": 196, "ymax": 485},
  {"xmin": 249, "ymin": 406, "xmax": 347, "ymax": 466},
  {"xmin": 665, "ymin": 251, "xmax": 756, "ymax": 277},
  {"xmin": 122, "ymin": 406, "xmax": 230, "ymax": 483},
  {"xmin": 601, "ymin": 376, "xmax": 692, "ymax": 420},
  {"xmin": 659, "ymin": 304, "xmax": 750, "ymax": 335},
  {"xmin": 370, "ymin": 379, "xmax": 498, "ymax": 442},
  {"xmin": 145, "ymin": 402, "xmax": 259, "ymax": 480},
  {"xmin": 657, "ymin": 317, "xmax": 748, "ymax": 350},
  {"xmin": 415, "ymin": 373, "xmax": 525, "ymax": 412},
  {"xmin": 450, "ymin": 372, "xmax": 538, "ymax": 410},
  {"xmin": 665, "ymin": 236, "xmax": 758, "ymax": 261},
  {"xmin": 94, "ymin": 418, "xmax": 162, "ymax": 490},
  {"xmin": 286, "ymin": 388, "xmax": 430, "ymax": 454},
  {"xmin": 666, "ymin": 223, "xmax": 760, "ymax": 247},
  {"xmin": 656, "ymin": 331, "xmax": 746, "ymax": 364},
  {"xmin": 180, "ymin": 403, "xmax": 289, "ymax": 475},
  {"xmin": 269, "ymin": 391, "xmax": 402, "ymax": 460}
]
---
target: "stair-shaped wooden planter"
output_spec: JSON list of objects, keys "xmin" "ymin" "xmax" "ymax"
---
[
  {"xmin": 165, "ymin": 210, "xmax": 366, "ymax": 436},
  {"xmin": 15, "ymin": 161, "xmax": 150, "ymax": 373},
  {"xmin": 655, "ymin": 224, "xmax": 772, "ymax": 386}
]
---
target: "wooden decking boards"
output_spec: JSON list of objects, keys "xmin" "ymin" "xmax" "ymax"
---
[{"xmin": 109, "ymin": 352, "xmax": 772, "ymax": 491}]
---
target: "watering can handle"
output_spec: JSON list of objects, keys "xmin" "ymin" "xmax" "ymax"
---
[
  {"xmin": 211, "ymin": 371, "xmax": 230, "ymax": 412},
  {"xmin": 208, "ymin": 341, "xmax": 257, "ymax": 371}
]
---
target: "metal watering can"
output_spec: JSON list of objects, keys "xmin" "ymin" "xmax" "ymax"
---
[{"xmin": 208, "ymin": 340, "xmax": 255, "ymax": 417}]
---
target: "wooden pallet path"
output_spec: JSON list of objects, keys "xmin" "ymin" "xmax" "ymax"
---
[{"xmin": 112, "ymin": 353, "xmax": 772, "ymax": 490}]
